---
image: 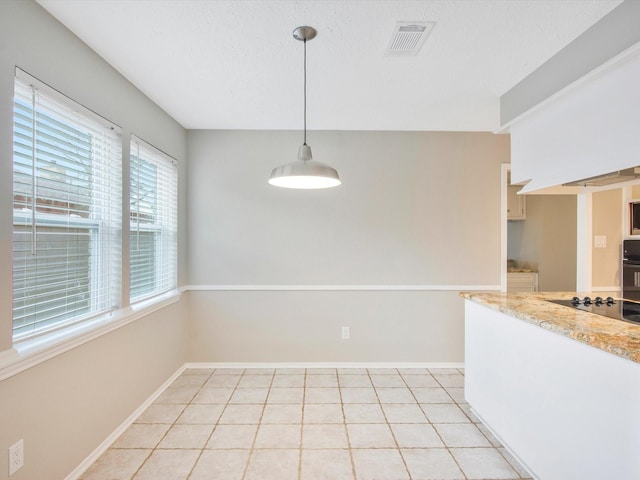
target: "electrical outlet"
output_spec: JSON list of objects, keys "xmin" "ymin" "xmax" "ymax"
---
[
  {"xmin": 341, "ymin": 326, "xmax": 350, "ymax": 340},
  {"xmin": 8, "ymin": 439, "xmax": 24, "ymax": 476}
]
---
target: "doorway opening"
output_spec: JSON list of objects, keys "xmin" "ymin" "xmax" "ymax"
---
[{"xmin": 500, "ymin": 164, "xmax": 578, "ymax": 293}]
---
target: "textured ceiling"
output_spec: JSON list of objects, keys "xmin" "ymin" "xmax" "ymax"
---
[{"xmin": 37, "ymin": 0, "xmax": 622, "ymax": 131}]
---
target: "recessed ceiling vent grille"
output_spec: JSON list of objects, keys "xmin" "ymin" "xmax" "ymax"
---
[{"xmin": 386, "ymin": 21, "xmax": 435, "ymax": 56}]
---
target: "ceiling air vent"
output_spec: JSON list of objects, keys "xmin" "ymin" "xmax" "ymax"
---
[{"xmin": 386, "ymin": 21, "xmax": 435, "ymax": 56}]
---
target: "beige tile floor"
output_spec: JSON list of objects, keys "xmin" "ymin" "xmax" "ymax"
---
[{"xmin": 81, "ymin": 367, "xmax": 533, "ymax": 480}]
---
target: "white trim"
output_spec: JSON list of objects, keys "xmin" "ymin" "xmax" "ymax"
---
[
  {"xmin": 64, "ymin": 365, "xmax": 186, "ymax": 480},
  {"xmin": 0, "ymin": 290, "xmax": 182, "ymax": 382},
  {"xmin": 181, "ymin": 284, "xmax": 500, "ymax": 292},
  {"xmin": 469, "ymin": 407, "xmax": 537, "ymax": 479},
  {"xmin": 0, "ymin": 348, "xmax": 19, "ymax": 365},
  {"xmin": 183, "ymin": 361, "xmax": 465, "ymax": 369}
]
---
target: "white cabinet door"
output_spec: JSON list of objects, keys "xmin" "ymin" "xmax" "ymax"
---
[{"xmin": 507, "ymin": 185, "xmax": 526, "ymax": 220}]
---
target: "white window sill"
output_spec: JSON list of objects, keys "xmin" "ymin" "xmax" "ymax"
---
[{"xmin": 0, "ymin": 289, "xmax": 182, "ymax": 382}]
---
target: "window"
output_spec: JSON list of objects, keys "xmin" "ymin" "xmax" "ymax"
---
[
  {"xmin": 12, "ymin": 69, "xmax": 122, "ymax": 341},
  {"xmin": 129, "ymin": 136, "xmax": 177, "ymax": 302}
]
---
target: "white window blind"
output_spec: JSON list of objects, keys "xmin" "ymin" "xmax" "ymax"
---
[
  {"xmin": 12, "ymin": 69, "xmax": 122, "ymax": 341},
  {"xmin": 129, "ymin": 136, "xmax": 177, "ymax": 302}
]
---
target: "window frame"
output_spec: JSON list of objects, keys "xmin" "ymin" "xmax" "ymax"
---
[
  {"xmin": 129, "ymin": 136, "xmax": 178, "ymax": 303},
  {"xmin": 12, "ymin": 69, "xmax": 122, "ymax": 343}
]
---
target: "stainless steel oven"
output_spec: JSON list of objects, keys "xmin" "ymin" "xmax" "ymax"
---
[{"xmin": 622, "ymin": 240, "xmax": 640, "ymax": 301}]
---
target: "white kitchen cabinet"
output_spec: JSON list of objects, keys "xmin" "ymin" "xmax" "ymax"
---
[
  {"xmin": 507, "ymin": 272, "xmax": 538, "ymax": 292},
  {"xmin": 464, "ymin": 300, "xmax": 640, "ymax": 480},
  {"xmin": 507, "ymin": 185, "xmax": 526, "ymax": 220},
  {"xmin": 509, "ymin": 46, "xmax": 640, "ymax": 193}
]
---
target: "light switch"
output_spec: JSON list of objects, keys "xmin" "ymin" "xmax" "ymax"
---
[{"xmin": 594, "ymin": 235, "xmax": 607, "ymax": 248}]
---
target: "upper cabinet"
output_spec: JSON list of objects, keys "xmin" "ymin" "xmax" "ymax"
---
[
  {"xmin": 505, "ymin": 42, "xmax": 640, "ymax": 194},
  {"xmin": 507, "ymin": 185, "xmax": 526, "ymax": 220}
]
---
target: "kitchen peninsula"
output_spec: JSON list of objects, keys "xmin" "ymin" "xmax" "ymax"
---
[{"xmin": 462, "ymin": 291, "xmax": 640, "ymax": 480}]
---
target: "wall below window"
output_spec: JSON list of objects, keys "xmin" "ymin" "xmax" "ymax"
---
[
  {"xmin": 186, "ymin": 130, "xmax": 510, "ymax": 363},
  {"xmin": 0, "ymin": 301, "xmax": 187, "ymax": 480}
]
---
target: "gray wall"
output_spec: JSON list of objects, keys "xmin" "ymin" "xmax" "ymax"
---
[
  {"xmin": 0, "ymin": 2, "xmax": 510, "ymax": 478},
  {"xmin": 186, "ymin": 130, "xmax": 510, "ymax": 362},
  {"xmin": 0, "ymin": 2, "xmax": 188, "ymax": 479},
  {"xmin": 507, "ymin": 195, "xmax": 577, "ymax": 291},
  {"xmin": 188, "ymin": 290, "xmax": 466, "ymax": 362}
]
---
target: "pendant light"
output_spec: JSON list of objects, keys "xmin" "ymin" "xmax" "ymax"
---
[{"xmin": 269, "ymin": 26, "xmax": 341, "ymax": 189}]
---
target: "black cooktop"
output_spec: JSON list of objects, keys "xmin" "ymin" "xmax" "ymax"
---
[{"xmin": 548, "ymin": 297, "xmax": 640, "ymax": 326}]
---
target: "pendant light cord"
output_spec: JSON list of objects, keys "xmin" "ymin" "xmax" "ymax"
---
[{"xmin": 303, "ymin": 37, "xmax": 307, "ymax": 145}]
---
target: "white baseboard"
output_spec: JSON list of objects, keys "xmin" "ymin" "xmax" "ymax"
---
[
  {"xmin": 64, "ymin": 365, "xmax": 186, "ymax": 480},
  {"xmin": 469, "ymin": 407, "xmax": 538, "ymax": 480},
  {"xmin": 183, "ymin": 361, "xmax": 465, "ymax": 369}
]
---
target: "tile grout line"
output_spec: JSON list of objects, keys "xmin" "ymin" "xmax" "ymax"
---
[
  {"xmin": 182, "ymin": 368, "xmax": 217, "ymax": 480},
  {"xmin": 434, "ymin": 369, "xmax": 521, "ymax": 480},
  {"xmin": 433, "ymin": 372, "xmax": 521, "ymax": 479},
  {"xmin": 134, "ymin": 367, "xmax": 214, "ymax": 480},
  {"xmin": 297, "ymin": 368, "xmax": 308, "ymax": 480},
  {"xmin": 339, "ymin": 369, "xmax": 358, "ymax": 480},
  {"xmin": 240, "ymin": 368, "xmax": 275, "ymax": 480},
  {"xmin": 124, "ymin": 449, "xmax": 154, "ymax": 480},
  {"xmin": 373, "ymin": 368, "xmax": 413, "ymax": 480},
  {"xmin": 186, "ymin": 367, "xmax": 236, "ymax": 480},
  {"xmin": 420, "ymin": 371, "xmax": 470, "ymax": 480}
]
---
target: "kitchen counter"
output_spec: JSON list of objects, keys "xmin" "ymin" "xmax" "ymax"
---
[
  {"xmin": 462, "ymin": 291, "xmax": 640, "ymax": 480},
  {"xmin": 461, "ymin": 291, "xmax": 640, "ymax": 363}
]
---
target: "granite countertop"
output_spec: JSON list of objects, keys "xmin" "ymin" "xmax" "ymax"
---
[{"xmin": 460, "ymin": 291, "xmax": 640, "ymax": 364}]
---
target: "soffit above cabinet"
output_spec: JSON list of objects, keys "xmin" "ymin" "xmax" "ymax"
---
[{"xmin": 508, "ymin": 43, "xmax": 640, "ymax": 194}]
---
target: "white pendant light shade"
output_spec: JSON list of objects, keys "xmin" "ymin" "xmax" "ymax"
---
[
  {"xmin": 268, "ymin": 26, "xmax": 341, "ymax": 190},
  {"xmin": 269, "ymin": 144, "xmax": 341, "ymax": 189}
]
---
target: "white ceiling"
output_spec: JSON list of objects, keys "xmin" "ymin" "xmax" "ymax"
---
[{"xmin": 37, "ymin": 0, "xmax": 622, "ymax": 132}]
